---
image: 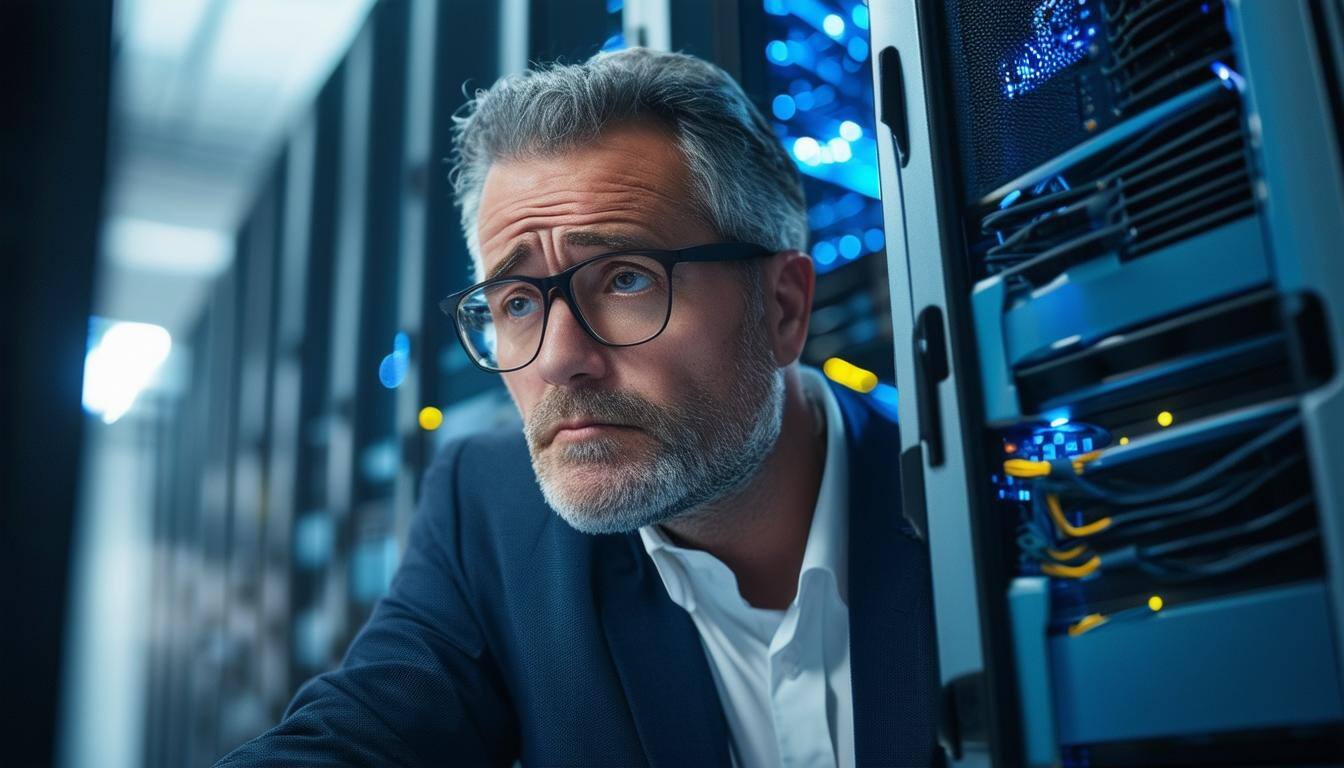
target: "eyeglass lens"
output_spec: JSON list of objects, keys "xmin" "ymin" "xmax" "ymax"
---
[{"xmin": 455, "ymin": 253, "xmax": 672, "ymax": 371}]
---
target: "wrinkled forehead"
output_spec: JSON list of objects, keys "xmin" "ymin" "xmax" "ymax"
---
[{"xmin": 472, "ymin": 123, "xmax": 710, "ymax": 281}]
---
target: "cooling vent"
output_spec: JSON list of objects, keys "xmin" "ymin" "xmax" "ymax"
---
[
  {"xmin": 1103, "ymin": 0, "xmax": 1237, "ymax": 114},
  {"xmin": 978, "ymin": 87, "xmax": 1255, "ymax": 287}
]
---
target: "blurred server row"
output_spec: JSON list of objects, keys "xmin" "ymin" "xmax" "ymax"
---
[
  {"xmin": 128, "ymin": 1, "xmax": 894, "ymax": 764},
  {"xmin": 872, "ymin": 0, "xmax": 1344, "ymax": 764}
]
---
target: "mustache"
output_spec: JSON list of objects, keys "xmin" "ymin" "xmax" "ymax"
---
[{"xmin": 524, "ymin": 387, "xmax": 671, "ymax": 448}]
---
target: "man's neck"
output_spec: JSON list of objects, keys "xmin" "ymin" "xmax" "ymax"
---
[{"xmin": 659, "ymin": 368, "xmax": 828, "ymax": 610}]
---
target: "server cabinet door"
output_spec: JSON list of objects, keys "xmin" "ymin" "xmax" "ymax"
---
[
  {"xmin": 870, "ymin": 2, "xmax": 1003, "ymax": 766},
  {"xmin": 1232, "ymin": 0, "xmax": 1344, "ymax": 682}
]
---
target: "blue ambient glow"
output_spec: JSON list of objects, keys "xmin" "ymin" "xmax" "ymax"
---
[{"xmin": 1000, "ymin": 0, "xmax": 1093, "ymax": 99}]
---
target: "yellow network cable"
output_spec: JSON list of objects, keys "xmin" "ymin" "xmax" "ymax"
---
[
  {"xmin": 1068, "ymin": 613, "xmax": 1109, "ymax": 637},
  {"xmin": 1047, "ymin": 493, "xmax": 1112, "ymax": 537},
  {"xmin": 1003, "ymin": 450, "xmax": 1102, "ymax": 479},
  {"xmin": 1046, "ymin": 543, "xmax": 1088, "ymax": 561},
  {"xmin": 1004, "ymin": 458, "xmax": 1051, "ymax": 478},
  {"xmin": 1041, "ymin": 554, "xmax": 1101, "ymax": 579}
]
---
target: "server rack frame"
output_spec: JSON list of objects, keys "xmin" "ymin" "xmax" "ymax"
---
[{"xmin": 869, "ymin": 0, "xmax": 1344, "ymax": 765}]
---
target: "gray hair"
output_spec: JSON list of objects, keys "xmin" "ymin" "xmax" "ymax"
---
[{"xmin": 449, "ymin": 47, "xmax": 808, "ymax": 279}]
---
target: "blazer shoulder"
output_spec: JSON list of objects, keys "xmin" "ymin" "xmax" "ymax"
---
[{"xmin": 417, "ymin": 425, "xmax": 554, "ymax": 557}]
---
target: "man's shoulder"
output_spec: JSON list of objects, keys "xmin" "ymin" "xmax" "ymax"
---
[
  {"xmin": 824, "ymin": 377, "xmax": 900, "ymax": 449},
  {"xmin": 418, "ymin": 426, "xmax": 556, "ymax": 549}
]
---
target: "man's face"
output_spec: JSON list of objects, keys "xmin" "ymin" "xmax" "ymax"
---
[{"xmin": 474, "ymin": 123, "xmax": 785, "ymax": 533}]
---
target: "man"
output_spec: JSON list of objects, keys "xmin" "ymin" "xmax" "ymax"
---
[{"xmin": 218, "ymin": 47, "xmax": 938, "ymax": 767}]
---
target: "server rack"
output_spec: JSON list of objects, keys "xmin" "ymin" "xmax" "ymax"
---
[{"xmin": 870, "ymin": 0, "xmax": 1344, "ymax": 764}]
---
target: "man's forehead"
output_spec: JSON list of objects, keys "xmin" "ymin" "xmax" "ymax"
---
[{"xmin": 474, "ymin": 126, "xmax": 704, "ymax": 279}]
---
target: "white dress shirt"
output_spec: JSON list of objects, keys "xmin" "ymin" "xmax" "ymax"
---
[{"xmin": 639, "ymin": 368, "xmax": 852, "ymax": 768}]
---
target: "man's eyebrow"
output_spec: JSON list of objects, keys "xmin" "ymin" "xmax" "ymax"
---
[
  {"xmin": 485, "ymin": 231, "xmax": 655, "ymax": 282},
  {"xmin": 563, "ymin": 230, "xmax": 654, "ymax": 252},
  {"xmin": 485, "ymin": 242, "xmax": 532, "ymax": 282}
]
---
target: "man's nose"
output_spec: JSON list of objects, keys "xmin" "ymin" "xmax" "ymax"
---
[{"xmin": 532, "ymin": 295, "xmax": 608, "ymax": 386}]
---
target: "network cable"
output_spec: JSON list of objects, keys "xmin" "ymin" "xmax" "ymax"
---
[{"xmin": 1018, "ymin": 416, "xmax": 1301, "ymax": 508}]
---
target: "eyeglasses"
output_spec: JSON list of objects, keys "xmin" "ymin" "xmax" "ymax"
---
[{"xmin": 439, "ymin": 242, "xmax": 773, "ymax": 373}]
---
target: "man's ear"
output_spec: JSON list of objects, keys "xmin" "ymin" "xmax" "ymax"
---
[{"xmin": 764, "ymin": 249, "xmax": 815, "ymax": 366}]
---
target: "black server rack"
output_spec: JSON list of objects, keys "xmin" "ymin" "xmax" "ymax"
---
[{"xmin": 870, "ymin": 0, "xmax": 1344, "ymax": 764}]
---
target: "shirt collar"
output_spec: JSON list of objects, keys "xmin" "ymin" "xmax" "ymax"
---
[
  {"xmin": 797, "ymin": 366, "xmax": 849, "ymax": 603},
  {"xmin": 638, "ymin": 366, "xmax": 850, "ymax": 605}
]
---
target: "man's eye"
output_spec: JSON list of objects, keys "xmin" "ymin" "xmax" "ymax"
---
[
  {"xmin": 610, "ymin": 270, "xmax": 653, "ymax": 293},
  {"xmin": 504, "ymin": 295, "xmax": 539, "ymax": 318}
]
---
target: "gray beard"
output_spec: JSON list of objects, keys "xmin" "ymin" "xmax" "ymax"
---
[{"xmin": 524, "ymin": 316, "xmax": 785, "ymax": 535}]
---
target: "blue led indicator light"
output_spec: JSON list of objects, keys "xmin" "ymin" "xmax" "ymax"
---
[
  {"xmin": 852, "ymin": 4, "xmax": 869, "ymax": 29},
  {"xmin": 839, "ymin": 234, "xmax": 862, "ymax": 260},
  {"xmin": 814, "ymin": 241, "xmax": 838, "ymax": 265},
  {"xmin": 864, "ymin": 228, "xmax": 885, "ymax": 251}
]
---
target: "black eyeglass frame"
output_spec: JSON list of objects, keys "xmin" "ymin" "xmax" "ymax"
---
[{"xmin": 438, "ymin": 242, "xmax": 774, "ymax": 373}]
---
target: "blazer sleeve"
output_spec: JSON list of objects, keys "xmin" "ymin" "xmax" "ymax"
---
[{"xmin": 214, "ymin": 440, "xmax": 519, "ymax": 767}]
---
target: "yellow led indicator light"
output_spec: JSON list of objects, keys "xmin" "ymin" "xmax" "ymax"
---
[
  {"xmin": 1157, "ymin": 410, "xmax": 1174, "ymax": 428},
  {"xmin": 822, "ymin": 357, "xmax": 878, "ymax": 393},
  {"xmin": 418, "ymin": 406, "xmax": 444, "ymax": 431},
  {"xmin": 1119, "ymin": 436, "xmax": 1130, "ymax": 446},
  {"xmin": 1148, "ymin": 595, "xmax": 1164, "ymax": 612}
]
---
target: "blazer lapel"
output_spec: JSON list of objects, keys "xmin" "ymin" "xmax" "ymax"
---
[
  {"xmin": 835, "ymin": 383, "xmax": 940, "ymax": 766},
  {"xmin": 594, "ymin": 531, "xmax": 732, "ymax": 768}
]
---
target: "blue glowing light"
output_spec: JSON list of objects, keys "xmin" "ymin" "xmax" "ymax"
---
[
  {"xmin": 1050, "ymin": 416, "xmax": 1070, "ymax": 427},
  {"xmin": 793, "ymin": 136, "xmax": 821, "ymax": 164},
  {"xmin": 809, "ymin": 203, "xmax": 836, "ymax": 228},
  {"xmin": 814, "ymin": 240, "xmax": 838, "ymax": 265},
  {"xmin": 1210, "ymin": 60, "xmax": 1245, "ymax": 90},
  {"xmin": 864, "ymin": 228, "xmax": 885, "ymax": 251},
  {"xmin": 1000, "ymin": 0, "xmax": 1092, "ymax": 99},
  {"xmin": 870, "ymin": 382, "xmax": 899, "ymax": 420},
  {"xmin": 999, "ymin": 189, "xmax": 1022, "ymax": 209},
  {"xmin": 600, "ymin": 33, "xmax": 626, "ymax": 52},
  {"xmin": 847, "ymin": 37, "xmax": 869, "ymax": 62},
  {"xmin": 827, "ymin": 136, "xmax": 852, "ymax": 162},
  {"xmin": 839, "ymin": 234, "xmax": 862, "ymax": 259},
  {"xmin": 379, "ymin": 331, "xmax": 411, "ymax": 389},
  {"xmin": 764, "ymin": 0, "xmax": 884, "ymax": 252},
  {"xmin": 605, "ymin": 0, "xmax": 623, "ymax": 12},
  {"xmin": 852, "ymin": 4, "xmax": 870, "ymax": 29},
  {"xmin": 836, "ymin": 192, "xmax": 865, "ymax": 217},
  {"xmin": 817, "ymin": 58, "xmax": 844, "ymax": 84}
]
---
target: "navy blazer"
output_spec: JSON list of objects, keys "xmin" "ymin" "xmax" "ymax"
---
[{"xmin": 216, "ymin": 381, "xmax": 939, "ymax": 767}]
